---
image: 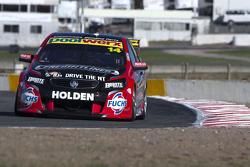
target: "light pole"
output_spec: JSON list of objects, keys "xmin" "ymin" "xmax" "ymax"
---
[
  {"xmin": 227, "ymin": 0, "xmax": 231, "ymax": 10},
  {"xmin": 76, "ymin": 0, "xmax": 85, "ymax": 32}
]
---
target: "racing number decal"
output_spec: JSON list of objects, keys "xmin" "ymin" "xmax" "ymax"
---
[{"xmin": 107, "ymin": 47, "xmax": 122, "ymax": 53}]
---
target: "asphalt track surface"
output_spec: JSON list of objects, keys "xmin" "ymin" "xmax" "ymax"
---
[{"xmin": 0, "ymin": 91, "xmax": 196, "ymax": 128}]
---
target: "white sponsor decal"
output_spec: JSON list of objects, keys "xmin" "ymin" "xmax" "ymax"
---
[
  {"xmin": 85, "ymin": 74, "xmax": 105, "ymax": 81},
  {"xmin": 27, "ymin": 77, "xmax": 44, "ymax": 84},
  {"xmin": 21, "ymin": 87, "xmax": 38, "ymax": 107},
  {"xmin": 127, "ymin": 88, "xmax": 132, "ymax": 94},
  {"xmin": 65, "ymin": 73, "xmax": 84, "ymax": 79},
  {"xmin": 35, "ymin": 65, "xmax": 119, "ymax": 76},
  {"xmin": 105, "ymin": 82, "xmax": 123, "ymax": 89},
  {"xmin": 52, "ymin": 91, "xmax": 94, "ymax": 101},
  {"xmin": 45, "ymin": 72, "xmax": 62, "ymax": 78},
  {"xmin": 107, "ymin": 92, "xmax": 127, "ymax": 115},
  {"xmin": 65, "ymin": 74, "xmax": 105, "ymax": 81}
]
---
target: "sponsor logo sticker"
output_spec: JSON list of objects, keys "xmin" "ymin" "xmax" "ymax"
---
[
  {"xmin": 65, "ymin": 73, "xmax": 84, "ymax": 79},
  {"xmin": 47, "ymin": 37, "xmax": 123, "ymax": 49},
  {"xmin": 21, "ymin": 87, "xmax": 38, "ymax": 107},
  {"xmin": 105, "ymin": 82, "xmax": 123, "ymax": 89},
  {"xmin": 45, "ymin": 71, "xmax": 62, "ymax": 78},
  {"xmin": 36, "ymin": 65, "xmax": 119, "ymax": 76},
  {"xmin": 65, "ymin": 74, "xmax": 105, "ymax": 81},
  {"xmin": 52, "ymin": 91, "xmax": 94, "ymax": 101},
  {"xmin": 27, "ymin": 77, "xmax": 44, "ymax": 84},
  {"xmin": 107, "ymin": 92, "xmax": 127, "ymax": 115}
]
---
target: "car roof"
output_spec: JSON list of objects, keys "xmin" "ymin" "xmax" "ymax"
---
[{"xmin": 51, "ymin": 32, "xmax": 125, "ymax": 41}]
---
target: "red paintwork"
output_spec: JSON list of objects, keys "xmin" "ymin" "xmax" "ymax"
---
[
  {"xmin": 46, "ymin": 100, "xmax": 54, "ymax": 112},
  {"xmin": 19, "ymin": 54, "xmax": 32, "ymax": 61},
  {"xmin": 40, "ymin": 33, "xmax": 54, "ymax": 47},
  {"xmin": 16, "ymin": 34, "xmax": 142, "ymax": 120},
  {"xmin": 95, "ymin": 37, "xmax": 135, "ymax": 119},
  {"xmin": 17, "ymin": 83, "xmax": 44, "ymax": 113},
  {"xmin": 134, "ymin": 62, "xmax": 147, "ymax": 68},
  {"xmin": 92, "ymin": 103, "xmax": 102, "ymax": 114}
]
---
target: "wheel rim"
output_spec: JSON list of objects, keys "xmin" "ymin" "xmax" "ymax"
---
[
  {"xmin": 132, "ymin": 89, "xmax": 137, "ymax": 117},
  {"xmin": 144, "ymin": 96, "xmax": 147, "ymax": 115}
]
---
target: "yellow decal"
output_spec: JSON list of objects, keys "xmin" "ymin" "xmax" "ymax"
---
[
  {"xmin": 130, "ymin": 39, "xmax": 140, "ymax": 47},
  {"xmin": 48, "ymin": 38, "xmax": 123, "ymax": 49},
  {"xmin": 107, "ymin": 47, "xmax": 122, "ymax": 53}
]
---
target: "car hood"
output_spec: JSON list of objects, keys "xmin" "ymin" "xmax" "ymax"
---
[{"xmin": 35, "ymin": 64, "xmax": 119, "ymax": 75}]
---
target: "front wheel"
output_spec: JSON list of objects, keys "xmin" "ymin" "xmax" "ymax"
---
[
  {"xmin": 129, "ymin": 87, "xmax": 137, "ymax": 121},
  {"xmin": 137, "ymin": 93, "xmax": 147, "ymax": 120},
  {"xmin": 14, "ymin": 90, "xmax": 21, "ymax": 116}
]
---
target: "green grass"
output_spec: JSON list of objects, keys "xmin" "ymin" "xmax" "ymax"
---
[
  {"xmin": 1, "ymin": 49, "xmax": 250, "ymax": 66},
  {"xmin": 140, "ymin": 50, "xmax": 250, "ymax": 66},
  {"xmin": 0, "ymin": 50, "xmax": 35, "ymax": 61},
  {"xmin": 149, "ymin": 40, "xmax": 188, "ymax": 46},
  {"xmin": 208, "ymin": 49, "xmax": 250, "ymax": 58}
]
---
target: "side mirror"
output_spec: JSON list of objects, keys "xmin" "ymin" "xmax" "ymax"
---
[
  {"xmin": 134, "ymin": 62, "xmax": 148, "ymax": 70},
  {"xmin": 19, "ymin": 54, "xmax": 34, "ymax": 63}
]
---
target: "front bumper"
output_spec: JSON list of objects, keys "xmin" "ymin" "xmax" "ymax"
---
[{"xmin": 16, "ymin": 82, "xmax": 134, "ymax": 120}]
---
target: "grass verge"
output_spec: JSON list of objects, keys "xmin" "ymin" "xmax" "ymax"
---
[
  {"xmin": 1, "ymin": 49, "xmax": 250, "ymax": 66},
  {"xmin": 207, "ymin": 49, "xmax": 250, "ymax": 58},
  {"xmin": 140, "ymin": 49, "xmax": 250, "ymax": 66},
  {"xmin": 0, "ymin": 50, "xmax": 35, "ymax": 61}
]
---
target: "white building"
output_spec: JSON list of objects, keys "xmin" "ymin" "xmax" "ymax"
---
[
  {"xmin": 0, "ymin": 0, "xmax": 59, "ymax": 47},
  {"xmin": 58, "ymin": 0, "xmax": 77, "ymax": 32},
  {"xmin": 84, "ymin": 8, "xmax": 195, "ymax": 41},
  {"xmin": 174, "ymin": 0, "xmax": 198, "ymax": 10},
  {"xmin": 213, "ymin": 0, "xmax": 250, "ymax": 22},
  {"xmin": 111, "ymin": 0, "xmax": 133, "ymax": 9},
  {"xmin": 143, "ymin": 0, "xmax": 165, "ymax": 10}
]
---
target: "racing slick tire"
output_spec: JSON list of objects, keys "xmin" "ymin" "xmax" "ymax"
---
[
  {"xmin": 14, "ymin": 90, "xmax": 22, "ymax": 116},
  {"xmin": 137, "ymin": 94, "xmax": 147, "ymax": 120},
  {"xmin": 129, "ymin": 87, "xmax": 137, "ymax": 121}
]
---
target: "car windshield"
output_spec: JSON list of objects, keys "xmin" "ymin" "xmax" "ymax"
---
[{"xmin": 38, "ymin": 43, "xmax": 126, "ymax": 69}]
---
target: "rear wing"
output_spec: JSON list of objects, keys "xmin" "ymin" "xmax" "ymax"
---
[{"xmin": 129, "ymin": 39, "xmax": 140, "ymax": 55}]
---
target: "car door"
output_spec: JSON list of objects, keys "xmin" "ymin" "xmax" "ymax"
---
[{"xmin": 127, "ymin": 40, "xmax": 146, "ymax": 104}]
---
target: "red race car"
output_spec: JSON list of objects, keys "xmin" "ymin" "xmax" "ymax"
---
[{"xmin": 15, "ymin": 33, "xmax": 148, "ymax": 121}]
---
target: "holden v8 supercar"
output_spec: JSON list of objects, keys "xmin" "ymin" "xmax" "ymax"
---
[{"xmin": 15, "ymin": 33, "xmax": 148, "ymax": 120}]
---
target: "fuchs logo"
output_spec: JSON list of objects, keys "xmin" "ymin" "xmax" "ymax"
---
[
  {"xmin": 107, "ymin": 92, "xmax": 127, "ymax": 115},
  {"xmin": 21, "ymin": 87, "xmax": 38, "ymax": 107}
]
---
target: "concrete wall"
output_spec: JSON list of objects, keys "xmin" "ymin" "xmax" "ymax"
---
[
  {"xmin": 135, "ymin": 30, "xmax": 191, "ymax": 41},
  {"xmin": 0, "ymin": 74, "xmax": 19, "ymax": 92},
  {"xmin": 234, "ymin": 35, "xmax": 250, "ymax": 46},
  {"xmin": 166, "ymin": 79, "xmax": 250, "ymax": 104},
  {"xmin": 0, "ymin": 75, "xmax": 9, "ymax": 91},
  {"xmin": 192, "ymin": 34, "xmax": 250, "ymax": 46},
  {"xmin": 192, "ymin": 34, "xmax": 234, "ymax": 45}
]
